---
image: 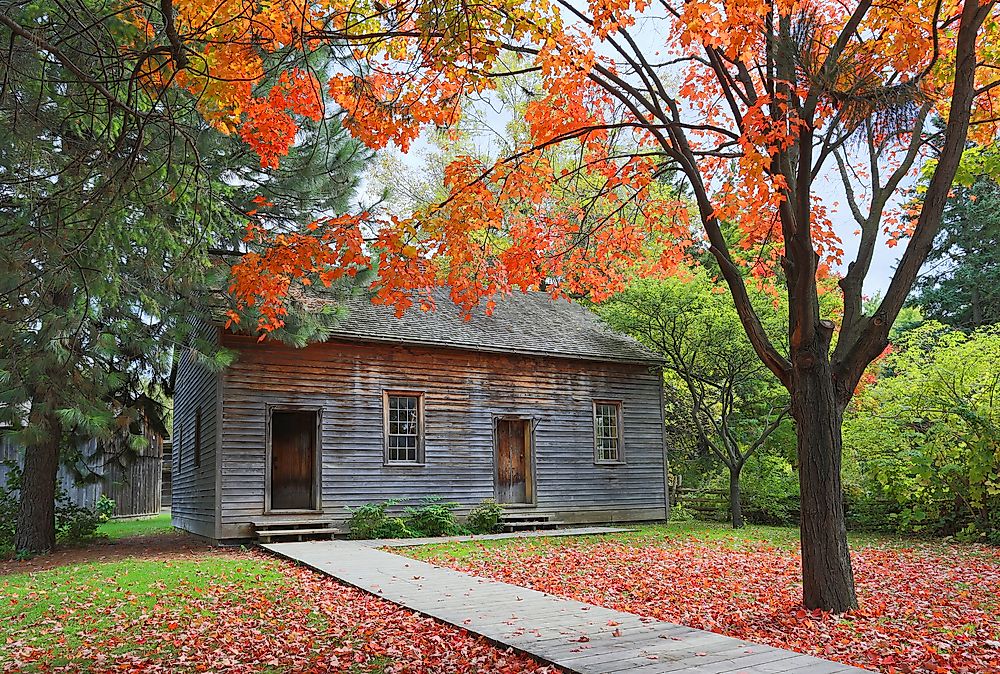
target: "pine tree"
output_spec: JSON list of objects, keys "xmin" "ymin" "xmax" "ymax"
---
[
  {"xmin": 911, "ymin": 178, "xmax": 1000, "ymax": 330},
  {"xmin": 0, "ymin": 5, "xmax": 369, "ymax": 552}
]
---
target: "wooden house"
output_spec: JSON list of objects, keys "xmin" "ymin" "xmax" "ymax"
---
[{"xmin": 171, "ymin": 291, "xmax": 668, "ymax": 541}]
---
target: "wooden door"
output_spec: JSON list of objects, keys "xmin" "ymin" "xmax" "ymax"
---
[
  {"xmin": 496, "ymin": 419, "xmax": 531, "ymax": 504},
  {"xmin": 270, "ymin": 410, "xmax": 316, "ymax": 510}
]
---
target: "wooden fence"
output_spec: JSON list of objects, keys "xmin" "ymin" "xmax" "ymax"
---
[
  {"xmin": 671, "ymin": 486, "xmax": 730, "ymax": 519},
  {"xmin": 0, "ymin": 432, "xmax": 163, "ymax": 519}
]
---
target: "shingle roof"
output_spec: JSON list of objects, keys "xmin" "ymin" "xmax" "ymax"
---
[{"xmin": 307, "ymin": 289, "xmax": 663, "ymax": 365}]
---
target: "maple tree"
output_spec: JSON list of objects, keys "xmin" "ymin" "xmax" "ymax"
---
[{"xmin": 5, "ymin": 0, "xmax": 1000, "ymax": 612}]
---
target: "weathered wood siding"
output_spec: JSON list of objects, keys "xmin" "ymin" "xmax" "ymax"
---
[
  {"xmin": 217, "ymin": 336, "xmax": 666, "ymax": 539},
  {"xmin": 0, "ymin": 433, "xmax": 162, "ymax": 518},
  {"xmin": 171, "ymin": 329, "xmax": 220, "ymax": 539}
]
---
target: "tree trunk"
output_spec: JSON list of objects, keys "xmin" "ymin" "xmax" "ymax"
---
[
  {"xmin": 792, "ymin": 353, "xmax": 858, "ymax": 613},
  {"xmin": 729, "ymin": 463, "xmax": 745, "ymax": 529},
  {"xmin": 971, "ymin": 286, "xmax": 983, "ymax": 328},
  {"xmin": 15, "ymin": 416, "xmax": 61, "ymax": 553}
]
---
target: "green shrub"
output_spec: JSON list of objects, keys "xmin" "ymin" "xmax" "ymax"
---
[
  {"xmin": 466, "ymin": 499, "xmax": 503, "ymax": 534},
  {"xmin": 0, "ymin": 461, "xmax": 18, "ymax": 547},
  {"xmin": 58, "ymin": 494, "xmax": 115, "ymax": 544},
  {"xmin": 738, "ymin": 454, "xmax": 800, "ymax": 526},
  {"xmin": 346, "ymin": 499, "xmax": 414, "ymax": 540},
  {"xmin": 0, "ymin": 460, "xmax": 114, "ymax": 550},
  {"xmin": 403, "ymin": 496, "xmax": 464, "ymax": 537},
  {"xmin": 667, "ymin": 500, "xmax": 695, "ymax": 522},
  {"xmin": 842, "ymin": 322, "xmax": 1000, "ymax": 540}
]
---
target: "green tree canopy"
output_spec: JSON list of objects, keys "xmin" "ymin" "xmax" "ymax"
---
[
  {"xmin": 911, "ymin": 177, "xmax": 1000, "ymax": 329},
  {"xmin": 598, "ymin": 270, "xmax": 791, "ymax": 528}
]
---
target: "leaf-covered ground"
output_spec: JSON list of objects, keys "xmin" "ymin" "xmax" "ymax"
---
[
  {"xmin": 404, "ymin": 523, "xmax": 1000, "ymax": 674},
  {"xmin": 0, "ymin": 543, "xmax": 552, "ymax": 673}
]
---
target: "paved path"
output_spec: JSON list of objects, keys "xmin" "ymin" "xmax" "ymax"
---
[{"xmin": 264, "ymin": 538, "xmax": 868, "ymax": 673}]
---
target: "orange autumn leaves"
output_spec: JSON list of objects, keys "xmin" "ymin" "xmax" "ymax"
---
[
  {"xmin": 241, "ymin": 70, "xmax": 323, "ymax": 169},
  {"xmin": 134, "ymin": 0, "xmax": 999, "ymax": 330}
]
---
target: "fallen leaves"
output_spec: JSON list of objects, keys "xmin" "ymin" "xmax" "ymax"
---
[
  {"xmin": 410, "ymin": 537, "xmax": 1000, "ymax": 674},
  {"xmin": 0, "ymin": 548, "xmax": 552, "ymax": 673}
]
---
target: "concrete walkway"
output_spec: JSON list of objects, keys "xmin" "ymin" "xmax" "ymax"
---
[{"xmin": 263, "ymin": 538, "xmax": 869, "ymax": 673}]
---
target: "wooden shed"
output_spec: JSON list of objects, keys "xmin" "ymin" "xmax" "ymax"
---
[
  {"xmin": 0, "ymin": 429, "xmax": 163, "ymax": 519},
  {"xmin": 171, "ymin": 291, "xmax": 669, "ymax": 541}
]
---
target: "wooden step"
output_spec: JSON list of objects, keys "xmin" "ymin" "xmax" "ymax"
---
[
  {"xmin": 253, "ymin": 518, "xmax": 338, "ymax": 529},
  {"xmin": 256, "ymin": 526, "xmax": 341, "ymax": 543},
  {"xmin": 502, "ymin": 520, "xmax": 566, "ymax": 532},
  {"xmin": 500, "ymin": 512, "xmax": 551, "ymax": 521}
]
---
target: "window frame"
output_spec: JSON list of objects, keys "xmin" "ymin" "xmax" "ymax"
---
[
  {"xmin": 592, "ymin": 399, "xmax": 625, "ymax": 465},
  {"xmin": 194, "ymin": 406, "xmax": 202, "ymax": 468},
  {"xmin": 382, "ymin": 390, "xmax": 426, "ymax": 466},
  {"xmin": 174, "ymin": 423, "xmax": 182, "ymax": 473}
]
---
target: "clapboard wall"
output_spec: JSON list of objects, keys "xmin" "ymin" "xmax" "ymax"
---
[
  {"xmin": 0, "ymin": 433, "xmax": 162, "ymax": 518},
  {"xmin": 170, "ymin": 329, "xmax": 221, "ymax": 539},
  {"xmin": 214, "ymin": 335, "xmax": 667, "ymax": 539}
]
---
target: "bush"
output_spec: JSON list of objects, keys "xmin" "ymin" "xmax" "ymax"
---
[
  {"xmin": 842, "ymin": 322, "xmax": 1000, "ymax": 540},
  {"xmin": 0, "ymin": 460, "xmax": 114, "ymax": 550},
  {"xmin": 58, "ymin": 494, "xmax": 115, "ymax": 544},
  {"xmin": 348, "ymin": 497, "xmax": 473, "ymax": 539},
  {"xmin": 347, "ymin": 499, "xmax": 414, "ymax": 540},
  {"xmin": 466, "ymin": 499, "xmax": 503, "ymax": 534},
  {"xmin": 403, "ymin": 496, "xmax": 464, "ymax": 537},
  {"xmin": 667, "ymin": 500, "xmax": 695, "ymax": 522},
  {"xmin": 738, "ymin": 454, "xmax": 800, "ymax": 526}
]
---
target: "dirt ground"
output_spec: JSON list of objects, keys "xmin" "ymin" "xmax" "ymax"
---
[{"xmin": 0, "ymin": 531, "xmax": 219, "ymax": 576}]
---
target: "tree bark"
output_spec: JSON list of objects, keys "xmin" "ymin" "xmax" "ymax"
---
[
  {"xmin": 14, "ymin": 411, "xmax": 61, "ymax": 553},
  {"xmin": 792, "ymin": 349, "xmax": 858, "ymax": 613},
  {"xmin": 729, "ymin": 463, "xmax": 745, "ymax": 529}
]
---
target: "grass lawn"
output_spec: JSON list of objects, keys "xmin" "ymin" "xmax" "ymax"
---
[
  {"xmin": 0, "ymin": 536, "xmax": 551, "ymax": 673},
  {"xmin": 95, "ymin": 512, "xmax": 175, "ymax": 539},
  {"xmin": 401, "ymin": 520, "xmax": 1000, "ymax": 674}
]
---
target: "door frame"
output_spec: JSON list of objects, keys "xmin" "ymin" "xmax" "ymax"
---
[
  {"xmin": 492, "ymin": 415, "xmax": 537, "ymax": 506},
  {"xmin": 264, "ymin": 404, "xmax": 323, "ymax": 513}
]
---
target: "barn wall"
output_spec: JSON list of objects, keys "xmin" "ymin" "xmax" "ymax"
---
[
  {"xmin": 217, "ymin": 336, "xmax": 667, "ymax": 539},
  {"xmin": 0, "ymin": 434, "xmax": 162, "ymax": 518},
  {"xmin": 170, "ymin": 326, "xmax": 221, "ymax": 539}
]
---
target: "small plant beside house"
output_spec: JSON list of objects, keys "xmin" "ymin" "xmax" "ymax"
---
[
  {"xmin": 402, "ymin": 497, "xmax": 464, "ymax": 537},
  {"xmin": 465, "ymin": 499, "xmax": 504, "ymax": 534},
  {"xmin": 346, "ymin": 500, "xmax": 413, "ymax": 540},
  {"xmin": 348, "ymin": 497, "xmax": 505, "ymax": 539}
]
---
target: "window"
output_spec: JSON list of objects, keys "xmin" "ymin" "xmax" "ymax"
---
[
  {"xmin": 593, "ymin": 401, "xmax": 623, "ymax": 463},
  {"xmin": 174, "ymin": 424, "xmax": 181, "ymax": 472},
  {"xmin": 384, "ymin": 392, "xmax": 424, "ymax": 464},
  {"xmin": 194, "ymin": 407, "xmax": 202, "ymax": 468}
]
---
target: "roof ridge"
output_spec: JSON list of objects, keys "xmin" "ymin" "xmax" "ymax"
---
[{"xmin": 305, "ymin": 289, "xmax": 664, "ymax": 365}]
